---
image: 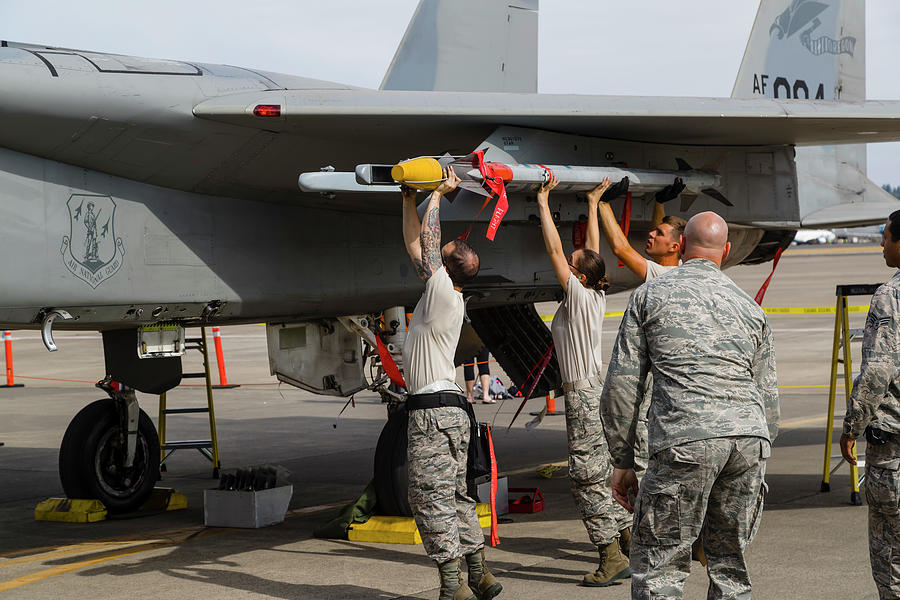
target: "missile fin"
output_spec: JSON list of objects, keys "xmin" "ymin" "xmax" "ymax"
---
[{"xmin": 701, "ymin": 188, "xmax": 734, "ymax": 207}]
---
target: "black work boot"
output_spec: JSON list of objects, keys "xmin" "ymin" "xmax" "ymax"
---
[
  {"xmin": 582, "ymin": 539, "xmax": 632, "ymax": 587},
  {"xmin": 438, "ymin": 558, "xmax": 477, "ymax": 600},
  {"xmin": 465, "ymin": 548, "xmax": 503, "ymax": 600},
  {"xmin": 619, "ymin": 526, "xmax": 632, "ymax": 558}
]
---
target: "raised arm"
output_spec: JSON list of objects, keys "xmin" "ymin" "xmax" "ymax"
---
[
  {"xmin": 584, "ymin": 177, "xmax": 612, "ymax": 253},
  {"xmin": 536, "ymin": 176, "xmax": 570, "ymax": 291},
  {"xmin": 651, "ymin": 200, "xmax": 666, "ymax": 229},
  {"xmin": 588, "ymin": 184, "xmax": 648, "ymax": 279},
  {"xmin": 652, "ymin": 177, "xmax": 685, "ymax": 229},
  {"xmin": 401, "ymin": 185, "xmax": 424, "ymax": 274},
  {"xmin": 419, "ymin": 167, "xmax": 460, "ymax": 281}
]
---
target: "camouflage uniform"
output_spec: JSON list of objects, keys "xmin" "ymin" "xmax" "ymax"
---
[
  {"xmin": 634, "ymin": 262, "xmax": 676, "ymax": 473},
  {"xmin": 633, "ymin": 358, "xmax": 653, "ymax": 474},
  {"xmin": 601, "ymin": 258, "xmax": 780, "ymax": 599},
  {"xmin": 408, "ymin": 406, "xmax": 484, "ymax": 564},
  {"xmin": 843, "ymin": 270, "xmax": 900, "ymax": 600},
  {"xmin": 565, "ymin": 386, "xmax": 632, "ymax": 546}
]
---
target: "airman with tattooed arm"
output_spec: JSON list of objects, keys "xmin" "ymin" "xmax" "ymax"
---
[{"xmin": 399, "ymin": 167, "xmax": 500, "ymax": 600}]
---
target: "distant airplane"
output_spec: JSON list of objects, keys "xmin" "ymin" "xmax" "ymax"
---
[
  {"xmin": 793, "ymin": 229, "xmax": 837, "ymax": 244},
  {"xmin": 0, "ymin": 0, "xmax": 896, "ymax": 512}
]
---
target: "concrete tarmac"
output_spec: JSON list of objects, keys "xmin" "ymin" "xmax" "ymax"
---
[{"xmin": 0, "ymin": 244, "xmax": 893, "ymax": 599}]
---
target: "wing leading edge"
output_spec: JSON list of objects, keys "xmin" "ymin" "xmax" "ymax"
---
[{"xmin": 193, "ymin": 90, "xmax": 900, "ymax": 147}]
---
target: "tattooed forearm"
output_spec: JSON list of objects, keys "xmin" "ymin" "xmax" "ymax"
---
[
  {"xmin": 419, "ymin": 201, "xmax": 442, "ymax": 279},
  {"xmin": 411, "ymin": 257, "xmax": 428, "ymax": 282}
]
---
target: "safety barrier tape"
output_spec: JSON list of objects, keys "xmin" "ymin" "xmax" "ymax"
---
[{"xmin": 540, "ymin": 305, "xmax": 869, "ymax": 322}]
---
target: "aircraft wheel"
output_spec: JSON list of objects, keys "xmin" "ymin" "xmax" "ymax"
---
[
  {"xmin": 373, "ymin": 409, "xmax": 411, "ymax": 516},
  {"xmin": 59, "ymin": 398, "xmax": 159, "ymax": 513}
]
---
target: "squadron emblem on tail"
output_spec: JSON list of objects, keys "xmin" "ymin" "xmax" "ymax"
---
[{"xmin": 770, "ymin": 0, "xmax": 856, "ymax": 56}]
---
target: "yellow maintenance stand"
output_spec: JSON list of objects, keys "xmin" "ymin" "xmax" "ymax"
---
[
  {"xmin": 158, "ymin": 327, "xmax": 222, "ymax": 478},
  {"xmin": 821, "ymin": 283, "xmax": 882, "ymax": 505}
]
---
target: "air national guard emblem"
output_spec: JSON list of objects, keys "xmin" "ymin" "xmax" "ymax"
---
[{"xmin": 60, "ymin": 194, "xmax": 125, "ymax": 289}]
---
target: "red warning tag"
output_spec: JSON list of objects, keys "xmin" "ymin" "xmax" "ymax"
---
[
  {"xmin": 474, "ymin": 150, "xmax": 512, "ymax": 241},
  {"xmin": 572, "ymin": 221, "xmax": 587, "ymax": 249},
  {"xmin": 375, "ymin": 334, "xmax": 406, "ymax": 390},
  {"xmin": 754, "ymin": 247, "xmax": 784, "ymax": 305}
]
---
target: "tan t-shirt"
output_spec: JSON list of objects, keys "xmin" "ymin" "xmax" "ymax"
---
[
  {"xmin": 402, "ymin": 266, "xmax": 465, "ymax": 395},
  {"xmin": 551, "ymin": 273, "xmax": 606, "ymax": 384},
  {"xmin": 644, "ymin": 260, "xmax": 677, "ymax": 282}
]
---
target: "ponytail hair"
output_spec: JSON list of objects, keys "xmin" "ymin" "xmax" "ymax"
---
[
  {"xmin": 598, "ymin": 274, "xmax": 610, "ymax": 292},
  {"xmin": 574, "ymin": 249, "xmax": 609, "ymax": 292}
]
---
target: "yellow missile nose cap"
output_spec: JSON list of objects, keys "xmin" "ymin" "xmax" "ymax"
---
[{"xmin": 391, "ymin": 157, "xmax": 444, "ymax": 191}]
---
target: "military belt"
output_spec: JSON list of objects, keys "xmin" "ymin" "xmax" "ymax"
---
[
  {"xmin": 561, "ymin": 375, "xmax": 602, "ymax": 394},
  {"xmin": 406, "ymin": 391, "xmax": 469, "ymax": 411}
]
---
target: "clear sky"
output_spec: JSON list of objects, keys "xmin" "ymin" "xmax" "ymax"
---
[{"xmin": 3, "ymin": 1, "xmax": 899, "ymax": 185}]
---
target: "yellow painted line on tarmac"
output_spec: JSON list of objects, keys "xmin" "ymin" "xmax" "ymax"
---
[
  {"xmin": 779, "ymin": 415, "xmax": 829, "ymax": 429},
  {"xmin": 0, "ymin": 527, "xmax": 221, "ymax": 592},
  {"xmin": 778, "ymin": 384, "xmax": 829, "ymax": 389},
  {"xmin": 785, "ymin": 245, "xmax": 882, "ymax": 256},
  {"xmin": 0, "ymin": 541, "xmax": 139, "ymax": 568},
  {"xmin": 0, "ymin": 525, "xmax": 203, "ymax": 561},
  {"xmin": 763, "ymin": 305, "xmax": 869, "ymax": 315},
  {"xmin": 0, "ymin": 501, "xmax": 345, "ymax": 591},
  {"xmin": 0, "ymin": 541, "xmax": 175, "ymax": 592},
  {"xmin": 542, "ymin": 306, "xmax": 868, "ymax": 322}
]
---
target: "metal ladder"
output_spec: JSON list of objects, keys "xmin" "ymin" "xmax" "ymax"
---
[
  {"xmin": 158, "ymin": 326, "xmax": 221, "ymax": 478},
  {"xmin": 821, "ymin": 283, "xmax": 882, "ymax": 505}
]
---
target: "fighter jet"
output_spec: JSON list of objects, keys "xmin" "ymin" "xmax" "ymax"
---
[{"xmin": 0, "ymin": 0, "xmax": 896, "ymax": 513}]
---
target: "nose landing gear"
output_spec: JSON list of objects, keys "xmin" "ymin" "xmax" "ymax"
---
[{"xmin": 58, "ymin": 382, "xmax": 160, "ymax": 514}]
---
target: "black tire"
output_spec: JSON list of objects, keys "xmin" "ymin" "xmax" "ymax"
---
[
  {"xmin": 373, "ymin": 409, "xmax": 411, "ymax": 516},
  {"xmin": 59, "ymin": 398, "xmax": 160, "ymax": 513}
]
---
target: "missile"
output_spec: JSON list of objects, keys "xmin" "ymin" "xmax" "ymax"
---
[
  {"xmin": 456, "ymin": 162, "xmax": 720, "ymax": 196},
  {"xmin": 353, "ymin": 155, "xmax": 720, "ymax": 197},
  {"xmin": 300, "ymin": 155, "xmax": 729, "ymax": 205}
]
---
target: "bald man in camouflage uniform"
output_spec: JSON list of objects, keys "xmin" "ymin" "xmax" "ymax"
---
[
  {"xmin": 601, "ymin": 212, "xmax": 780, "ymax": 599},
  {"xmin": 840, "ymin": 210, "xmax": 900, "ymax": 600}
]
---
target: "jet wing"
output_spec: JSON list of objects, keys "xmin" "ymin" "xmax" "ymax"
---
[{"xmin": 193, "ymin": 90, "xmax": 900, "ymax": 147}]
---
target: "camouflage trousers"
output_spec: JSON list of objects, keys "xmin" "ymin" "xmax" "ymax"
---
[
  {"xmin": 865, "ymin": 436, "xmax": 900, "ymax": 600},
  {"xmin": 631, "ymin": 436, "xmax": 768, "ymax": 600},
  {"xmin": 564, "ymin": 387, "xmax": 632, "ymax": 547},
  {"xmin": 407, "ymin": 406, "xmax": 483, "ymax": 564}
]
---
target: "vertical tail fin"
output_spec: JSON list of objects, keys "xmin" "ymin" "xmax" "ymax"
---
[
  {"xmin": 733, "ymin": 0, "xmax": 897, "ymax": 227},
  {"xmin": 733, "ymin": 0, "xmax": 864, "ymax": 102},
  {"xmin": 380, "ymin": 0, "xmax": 538, "ymax": 93}
]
